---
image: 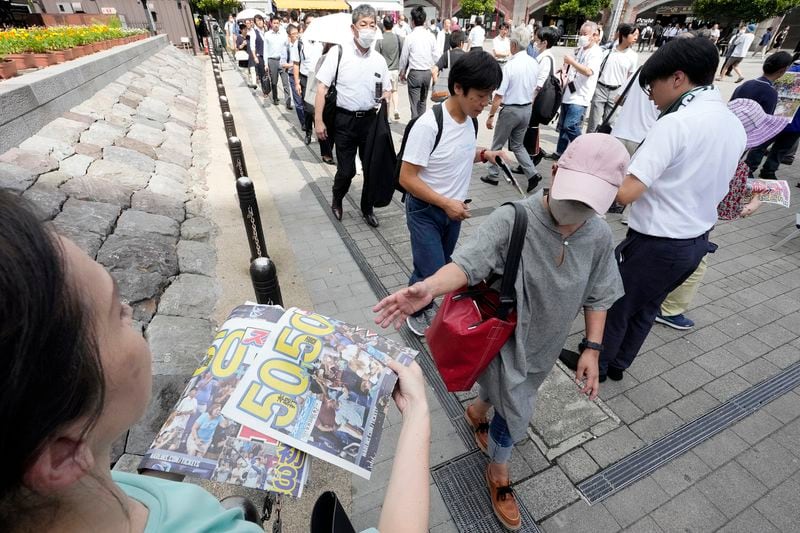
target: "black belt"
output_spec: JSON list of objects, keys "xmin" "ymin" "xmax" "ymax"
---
[
  {"xmin": 598, "ymin": 81, "xmax": 621, "ymax": 90},
  {"xmin": 628, "ymin": 228, "xmax": 710, "ymax": 243},
  {"xmin": 503, "ymin": 103, "xmax": 532, "ymax": 107},
  {"xmin": 336, "ymin": 107, "xmax": 376, "ymax": 118}
]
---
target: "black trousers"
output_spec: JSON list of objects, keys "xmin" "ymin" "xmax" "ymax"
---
[
  {"xmin": 599, "ymin": 230, "xmax": 709, "ymax": 375},
  {"xmin": 255, "ymin": 55, "xmax": 269, "ymax": 96},
  {"xmin": 746, "ymin": 129, "xmax": 800, "ymax": 178},
  {"xmin": 332, "ymin": 111, "xmax": 376, "ymax": 214},
  {"xmin": 300, "ymin": 74, "xmax": 334, "ymax": 158}
]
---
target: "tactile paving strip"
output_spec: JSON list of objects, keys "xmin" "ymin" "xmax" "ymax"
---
[
  {"xmin": 432, "ymin": 451, "xmax": 542, "ymax": 533},
  {"xmin": 579, "ymin": 360, "xmax": 800, "ymax": 504}
]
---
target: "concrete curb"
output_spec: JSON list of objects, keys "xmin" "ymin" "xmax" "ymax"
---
[{"xmin": 0, "ymin": 35, "xmax": 169, "ymax": 153}]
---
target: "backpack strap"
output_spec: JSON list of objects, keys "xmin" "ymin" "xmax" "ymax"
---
[
  {"xmin": 497, "ymin": 202, "xmax": 528, "ymax": 320},
  {"xmin": 432, "ymin": 103, "xmax": 444, "ymax": 153}
]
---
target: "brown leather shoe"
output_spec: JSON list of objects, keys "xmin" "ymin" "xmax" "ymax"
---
[
  {"xmin": 331, "ymin": 199, "xmax": 343, "ymax": 221},
  {"xmin": 486, "ymin": 466, "xmax": 521, "ymax": 531},
  {"xmin": 465, "ymin": 404, "xmax": 489, "ymax": 454}
]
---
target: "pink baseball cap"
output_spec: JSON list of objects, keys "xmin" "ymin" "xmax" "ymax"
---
[{"xmin": 550, "ymin": 133, "xmax": 630, "ymax": 214}]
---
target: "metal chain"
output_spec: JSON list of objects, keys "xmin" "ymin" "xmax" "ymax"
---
[{"xmin": 247, "ymin": 206, "xmax": 262, "ymax": 257}]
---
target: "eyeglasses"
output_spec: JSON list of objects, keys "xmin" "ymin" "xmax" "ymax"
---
[{"xmin": 643, "ymin": 84, "xmax": 652, "ymax": 96}]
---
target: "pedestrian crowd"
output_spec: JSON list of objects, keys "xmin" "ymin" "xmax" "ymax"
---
[{"xmin": 8, "ymin": 9, "xmax": 795, "ymax": 533}]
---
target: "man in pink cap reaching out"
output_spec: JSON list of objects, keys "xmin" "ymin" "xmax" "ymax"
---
[{"xmin": 373, "ymin": 133, "xmax": 628, "ymax": 531}]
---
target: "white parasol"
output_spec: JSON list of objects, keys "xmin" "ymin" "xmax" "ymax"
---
[
  {"xmin": 236, "ymin": 8, "xmax": 266, "ymax": 21},
  {"xmin": 302, "ymin": 12, "xmax": 383, "ymax": 45}
]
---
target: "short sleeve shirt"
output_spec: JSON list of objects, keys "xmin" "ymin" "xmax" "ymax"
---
[
  {"xmin": 627, "ymin": 89, "xmax": 746, "ymax": 238},
  {"xmin": 496, "ymin": 51, "xmax": 539, "ymax": 105},
  {"xmin": 402, "ymin": 104, "xmax": 476, "ymax": 200},
  {"xmin": 316, "ymin": 40, "xmax": 390, "ymax": 112},
  {"xmin": 562, "ymin": 45, "xmax": 604, "ymax": 107}
]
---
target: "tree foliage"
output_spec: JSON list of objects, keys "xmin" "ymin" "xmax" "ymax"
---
[
  {"xmin": 548, "ymin": 0, "xmax": 611, "ymax": 18},
  {"xmin": 692, "ymin": 0, "xmax": 800, "ymax": 21},
  {"xmin": 459, "ymin": 0, "xmax": 496, "ymax": 16},
  {"xmin": 193, "ymin": 0, "xmax": 240, "ymax": 17}
]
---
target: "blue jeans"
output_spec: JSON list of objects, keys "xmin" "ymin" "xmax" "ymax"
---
[
  {"xmin": 289, "ymin": 75, "xmax": 306, "ymax": 128},
  {"xmin": 488, "ymin": 413, "xmax": 513, "ymax": 464},
  {"xmin": 406, "ymin": 195, "xmax": 461, "ymax": 315},
  {"xmin": 556, "ymin": 103, "xmax": 587, "ymax": 155}
]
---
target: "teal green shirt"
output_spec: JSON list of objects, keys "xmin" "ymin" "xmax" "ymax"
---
[{"xmin": 112, "ymin": 471, "xmax": 263, "ymax": 533}]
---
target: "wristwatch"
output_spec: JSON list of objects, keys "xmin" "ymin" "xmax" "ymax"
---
[{"xmin": 579, "ymin": 338, "xmax": 604, "ymax": 352}]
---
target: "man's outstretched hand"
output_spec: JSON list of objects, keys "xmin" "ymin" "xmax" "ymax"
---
[{"xmin": 373, "ymin": 281, "xmax": 434, "ymax": 330}]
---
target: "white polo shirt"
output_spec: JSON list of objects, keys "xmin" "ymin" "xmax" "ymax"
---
[
  {"xmin": 627, "ymin": 89, "xmax": 746, "ymax": 239},
  {"xmin": 598, "ymin": 46, "xmax": 638, "ymax": 89},
  {"xmin": 316, "ymin": 40, "xmax": 390, "ymax": 112},
  {"xmin": 402, "ymin": 104, "xmax": 476, "ymax": 201},
  {"xmin": 496, "ymin": 50, "xmax": 539, "ymax": 105},
  {"xmin": 562, "ymin": 44, "xmax": 603, "ymax": 107},
  {"xmin": 297, "ymin": 38, "xmax": 323, "ymax": 77},
  {"xmin": 536, "ymin": 50, "xmax": 556, "ymax": 88},
  {"xmin": 399, "ymin": 26, "xmax": 438, "ymax": 74},
  {"xmin": 468, "ymin": 25, "xmax": 485, "ymax": 48}
]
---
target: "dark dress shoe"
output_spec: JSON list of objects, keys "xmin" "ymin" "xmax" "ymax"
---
[
  {"xmin": 527, "ymin": 174, "xmax": 542, "ymax": 193},
  {"xmin": 304, "ymin": 130, "xmax": 312, "ymax": 145},
  {"xmin": 322, "ymin": 157, "xmax": 335, "ymax": 165},
  {"xmin": 363, "ymin": 212, "xmax": 379, "ymax": 227},
  {"xmin": 782, "ymin": 155, "xmax": 795, "ymax": 165},
  {"xmin": 480, "ymin": 176, "xmax": 499, "ymax": 186},
  {"xmin": 607, "ymin": 367, "xmax": 624, "ymax": 381},
  {"xmin": 273, "ymin": 99, "xmax": 279, "ymax": 105},
  {"xmin": 331, "ymin": 202, "xmax": 343, "ymax": 221},
  {"xmin": 511, "ymin": 165, "xmax": 525, "ymax": 175},
  {"xmin": 286, "ymin": 103, "xmax": 293, "ymax": 110}
]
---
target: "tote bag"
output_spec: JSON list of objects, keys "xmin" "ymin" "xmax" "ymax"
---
[{"xmin": 425, "ymin": 202, "xmax": 528, "ymax": 392}]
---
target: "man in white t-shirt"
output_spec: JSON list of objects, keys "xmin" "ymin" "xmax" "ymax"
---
[
  {"xmin": 398, "ymin": 51, "xmax": 504, "ymax": 336},
  {"xmin": 591, "ymin": 38, "xmax": 746, "ymax": 382},
  {"xmin": 586, "ymin": 23, "xmax": 639, "ymax": 133},
  {"xmin": 552, "ymin": 21, "xmax": 603, "ymax": 158},
  {"xmin": 468, "ymin": 17, "xmax": 486, "ymax": 50},
  {"xmin": 717, "ymin": 24, "xmax": 756, "ymax": 83},
  {"xmin": 611, "ymin": 70, "xmax": 659, "ymax": 155}
]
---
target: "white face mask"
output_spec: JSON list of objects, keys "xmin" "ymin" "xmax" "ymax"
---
[
  {"xmin": 357, "ymin": 28, "xmax": 376, "ymax": 48},
  {"xmin": 577, "ymin": 34, "xmax": 591, "ymax": 48},
  {"xmin": 549, "ymin": 198, "xmax": 596, "ymax": 225}
]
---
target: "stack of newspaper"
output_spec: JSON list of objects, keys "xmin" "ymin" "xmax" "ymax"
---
[{"xmin": 140, "ymin": 304, "xmax": 417, "ymax": 496}]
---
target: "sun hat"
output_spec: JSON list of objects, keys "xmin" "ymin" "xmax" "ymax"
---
[
  {"xmin": 727, "ymin": 98, "xmax": 790, "ymax": 149},
  {"xmin": 549, "ymin": 133, "xmax": 630, "ymax": 214}
]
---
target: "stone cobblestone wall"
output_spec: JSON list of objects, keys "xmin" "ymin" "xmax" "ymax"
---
[{"xmin": 0, "ymin": 46, "xmax": 219, "ymax": 461}]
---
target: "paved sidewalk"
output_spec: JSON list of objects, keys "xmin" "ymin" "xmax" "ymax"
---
[{"xmin": 221, "ymin": 46, "xmax": 800, "ymax": 532}]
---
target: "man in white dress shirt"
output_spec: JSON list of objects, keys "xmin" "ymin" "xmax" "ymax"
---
[
  {"xmin": 586, "ymin": 23, "xmax": 639, "ymax": 133},
  {"xmin": 593, "ymin": 38, "xmax": 746, "ymax": 382},
  {"xmin": 315, "ymin": 5, "xmax": 391, "ymax": 228},
  {"xmin": 468, "ymin": 17, "xmax": 486, "ymax": 49},
  {"xmin": 399, "ymin": 6, "xmax": 439, "ymax": 119},
  {"xmin": 481, "ymin": 27, "xmax": 541, "ymax": 188},
  {"xmin": 264, "ymin": 15, "xmax": 291, "ymax": 108},
  {"xmin": 435, "ymin": 17, "xmax": 453, "ymax": 56}
]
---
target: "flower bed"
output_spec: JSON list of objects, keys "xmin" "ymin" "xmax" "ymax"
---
[{"xmin": 0, "ymin": 25, "xmax": 150, "ymax": 79}]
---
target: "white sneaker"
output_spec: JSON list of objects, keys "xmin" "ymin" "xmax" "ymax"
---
[{"xmin": 406, "ymin": 307, "xmax": 437, "ymax": 336}]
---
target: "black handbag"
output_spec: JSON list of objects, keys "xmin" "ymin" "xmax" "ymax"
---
[
  {"xmin": 530, "ymin": 56, "xmax": 562, "ymax": 125},
  {"xmin": 322, "ymin": 46, "xmax": 344, "ymax": 134}
]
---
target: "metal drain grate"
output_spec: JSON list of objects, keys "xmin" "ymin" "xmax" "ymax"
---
[
  {"xmin": 432, "ymin": 451, "xmax": 542, "ymax": 533},
  {"xmin": 579, "ymin": 360, "xmax": 800, "ymax": 504}
]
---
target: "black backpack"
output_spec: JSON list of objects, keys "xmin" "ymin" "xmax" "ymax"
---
[
  {"xmin": 530, "ymin": 55, "xmax": 562, "ymax": 125},
  {"xmin": 394, "ymin": 104, "xmax": 478, "ymax": 197}
]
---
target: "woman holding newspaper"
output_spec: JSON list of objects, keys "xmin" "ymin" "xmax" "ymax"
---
[{"xmin": 0, "ymin": 190, "xmax": 430, "ymax": 533}]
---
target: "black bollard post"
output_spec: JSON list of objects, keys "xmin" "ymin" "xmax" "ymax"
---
[
  {"xmin": 237, "ymin": 177, "xmax": 269, "ymax": 260},
  {"xmin": 222, "ymin": 111, "xmax": 237, "ymax": 139},
  {"xmin": 217, "ymin": 82, "xmax": 226, "ymax": 96},
  {"xmin": 219, "ymin": 95, "xmax": 231, "ymax": 113},
  {"xmin": 250, "ymin": 257, "xmax": 283, "ymax": 306},
  {"xmin": 228, "ymin": 136, "xmax": 247, "ymax": 177}
]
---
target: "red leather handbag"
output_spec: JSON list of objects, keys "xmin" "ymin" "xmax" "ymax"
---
[{"xmin": 425, "ymin": 203, "xmax": 528, "ymax": 392}]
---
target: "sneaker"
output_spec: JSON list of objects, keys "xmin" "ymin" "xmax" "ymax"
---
[
  {"xmin": 781, "ymin": 155, "xmax": 795, "ymax": 165},
  {"xmin": 464, "ymin": 404, "xmax": 489, "ymax": 454},
  {"xmin": 481, "ymin": 176, "xmax": 500, "ymax": 186},
  {"xmin": 655, "ymin": 313, "xmax": 695, "ymax": 330},
  {"xmin": 546, "ymin": 151, "xmax": 561, "ymax": 161},
  {"xmin": 607, "ymin": 366, "xmax": 624, "ymax": 381},
  {"xmin": 486, "ymin": 466, "xmax": 521, "ymax": 530},
  {"xmin": 406, "ymin": 307, "xmax": 435, "ymax": 336},
  {"xmin": 526, "ymin": 173, "xmax": 542, "ymax": 193},
  {"xmin": 558, "ymin": 349, "xmax": 580, "ymax": 371}
]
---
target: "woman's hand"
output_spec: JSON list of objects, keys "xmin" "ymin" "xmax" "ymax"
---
[
  {"xmin": 373, "ymin": 281, "xmax": 434, "ymax": 330},
  {"xmin": 386, "ymin": 359, "xmax": 427, "ymax": 416}
]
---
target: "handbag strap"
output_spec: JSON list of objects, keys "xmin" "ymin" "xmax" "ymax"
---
[
  {"xmin": 332, "ymin": 45, "xmax": 343, "ymax": 87},
  {"xmin": 598, "ymin": 65, "xmax": 642, "ymax": 128},
  {"xmin": 497, "ymin": 202, "xmax": 528, "ymax": 320}
]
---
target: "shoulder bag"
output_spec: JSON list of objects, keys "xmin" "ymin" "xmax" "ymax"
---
[
  {"xmin": 322, "ymin": 46, "xmax": 344, "ymax": 134},
  {"xmin": 425, "ymin": 202, "xmax": 528, "ymax": 392}
]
